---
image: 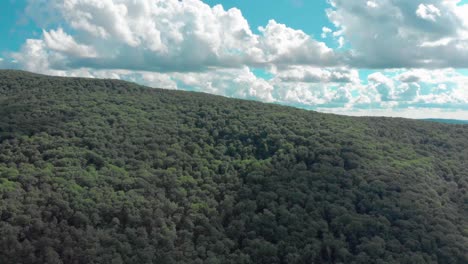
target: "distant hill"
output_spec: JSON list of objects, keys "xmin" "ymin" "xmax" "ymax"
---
[
  {"xmin": 423, "ymin": 118, "xmax": 468, "ymax": 125},
  {"xmin": 0, "ymin": 70, "xmax": 467, "ymax": 264}
]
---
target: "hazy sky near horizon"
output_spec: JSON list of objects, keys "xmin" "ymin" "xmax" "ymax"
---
[{"xmin": 1, "ymin": 0, "xmax": 468, "ymax": 119}]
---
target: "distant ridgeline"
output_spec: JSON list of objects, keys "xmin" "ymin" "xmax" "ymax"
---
[
  {"xmin": 423, "ymin": 119, "xmax": 468, "ymax": 125},
  {"xmin": 0, "ymin": 70, "xmax": 467, "ymax": 264}
]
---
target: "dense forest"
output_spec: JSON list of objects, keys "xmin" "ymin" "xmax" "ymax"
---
[{"xmin": 0, "ymin": 70, "xmax": 467, "ymax": 264}]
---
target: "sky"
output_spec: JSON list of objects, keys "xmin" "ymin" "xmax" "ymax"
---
[{"xmin": 1, "ymin": 0, "xmax": 468, "ymax": 119}]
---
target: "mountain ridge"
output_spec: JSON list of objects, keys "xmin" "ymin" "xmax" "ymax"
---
[
  {"xmin": 423, "ymin": 118, "xmax": 468, "ymax": 124},
  {"xmin": 3, "ymin": 69, "xmax": 466, "ymax": 123}
]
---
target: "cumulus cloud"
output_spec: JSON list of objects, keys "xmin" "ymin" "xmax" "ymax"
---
[
  {"xmin": 12, "ymin": 39, "xmax": 54, "ymax": 73},
  {"xmin": 20, "ymin": 0, "xmax": 257, "ymax": 72},
  {"xmin": 174, "ymin": 67, "xmax": 275, "ymax": 102},
  {"xmin": 366, "ymin": 1, "xmax": 378, "ymax": 8},
  {"xmin": 257, "ymin": 20, "xmax": 340, "ymax": 66},
  {"xmin": 367, "ymin": 69, "xmax": 468, "ymax": 106},
  {"xmin": 16, "ymin": 0, "xmax": 340, "ymax": 73},
  {"xmin": 398, "ymin": 72, "xmax": 422, "ymax": 83},
  {"xmin": 318, "ymin": 107, "xmax": 468, "ymax": 120},
  {"xmin": 274, "ymin": 66, "xmax": 359, "ymax": 83},
  {"xmin": 327, "ymin": 0, "xmax": 468, "ymax": 68},
  {"xmin": 130, "ymin": 72, "xmax": 178, "ymax": 90},
  {"xmin": 396, "ymin": 83, "xmax": 421, "ymax": 101},
  {"xmin": 368, "ymin": 72, "xmax": 395, "ymax": 101},
  {"xmin": 416, "ymin": 4, "xmax": 441, "ymax": 22},
  {"xmin": 43, "ymin": 28, "xmax": 97, "ymax": 58},
  {"xmin": 321, "ymin": 27, "xmax": 332, "ymax": 38}
]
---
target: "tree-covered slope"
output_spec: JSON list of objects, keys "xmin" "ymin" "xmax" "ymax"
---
[{"xmin": 0, "ymin": 70, "xmax": 467, "ymax": 264}]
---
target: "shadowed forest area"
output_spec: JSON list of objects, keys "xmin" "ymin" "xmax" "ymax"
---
[{"xmin": 0, "ymin": 70, "xmax": 467, "ymax": 263}]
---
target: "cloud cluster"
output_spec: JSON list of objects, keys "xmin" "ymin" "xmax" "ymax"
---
[
  {"xmin": 17, "ymin": 0, "xmax": 339, "ymax": 73},
  {"xmin": 43, "ymin": 28, "xmax": 97, "ymax": 58},
  {"xmin": 274, "ymin": 67, "xmax": 359, "ymax": 83},
  {"xmin": 416, "ymin": 4, "xmax": 441, "ymax": 22},
  {"xmin": 326, "ymin": 0, "xmax": 468, "ymax": 68},
  {"xmin": 367, "ymin": 69, "xmax": 468, "ymax": 106}
]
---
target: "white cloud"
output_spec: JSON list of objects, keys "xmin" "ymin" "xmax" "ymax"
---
[
  {"xmin": 258, "ymin": 20, "xmax": 339, "ymax": 66},
  {"xmin": 274, "ymin": 66, "xmax": 359, "ymax": 83},
  {"xmin": 15, "ymin": 0, "xmax": 468, "ymax": 71},
  {"xmin": 368, "ymin": 72, "xmax": 393, "ymax": 85},
  {"xmin": 18, "ymin": 0, "xmax": 339, "ymax": 73},
  {"xmin": 43, "ymin": 28, "xmax": 97, "ymax": 58},
  {"xmin": 12, "ymin": 39, "xmax": 54, "ymax": 73},
  {"xmin": 134, "ymin": 72, "xmax": 178, "ymax": 89},
  {"xmin": 173, "ymin": 67, "xmax": 275, "ymax": 102},
  {"xmin": 321, "ymin": 26, "xmax": 332, "ymax": 38},
  {"xmin": 420, "ymin": 37, "xmax": 452, "ymax": 47},
  {"xmin": 368, "ymin": 72, "xmax": 395, "ymax": 101},
  {"xmin": 272, "ymin": 82, "xmax": 330, "ymax": 106},
  {"xmin": 337, "ymin": 36, "xmax": 345, "ymax": 48},
  {"xmin": 366, "ymin": 69, "xmax": 468, "ymax": 106},
  {"xmin": 327, "ymin": 0, "xmax": 468, "ymax": 68},
  {"xmin": 332, "ymin": 86, "xmax": 353, "ymax": 103},
  {"xmin": 396, "ymin": 83, "xmax": 421, "ymax": 101},
  {"xmin": 397, "ymin": 70, "xmax": 427, "ymax": 83},
  {"xmin": 366, "ymin": 1, "xmax": 378, "ymax": 8},
  {"xmin": 318, "ymin": 107, "xmax": 468, "ymax": 120},
  {"xmin": 416, "ymin": 4, "xmax": 441, "ymax": 22}
]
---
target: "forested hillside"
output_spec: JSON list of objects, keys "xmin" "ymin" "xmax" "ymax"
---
[{"xmin": 0, "ymin": 70, "xmax": 467, "ymax": 264}]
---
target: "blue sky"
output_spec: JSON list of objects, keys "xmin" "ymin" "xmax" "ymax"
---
[
  {"xmin": 0, "ymin": 0, "xmax": 29, "ymax": 51},
  {"xmin": 1, "ymin": 0, "xmax": 468, "ymax": 119},
  {"xmin": 203, "ymin": 0, "xmax": 331, "ymax": 35}
]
